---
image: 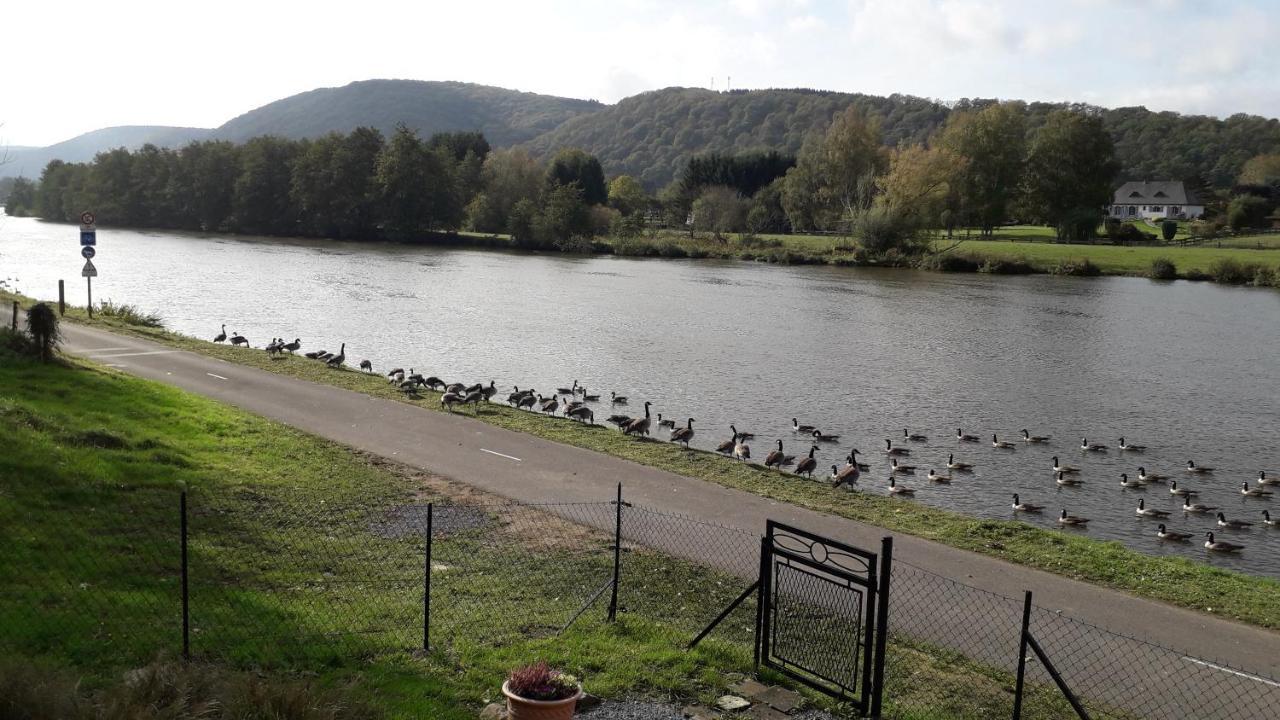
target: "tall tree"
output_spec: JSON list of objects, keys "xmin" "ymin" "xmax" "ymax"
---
[
  {"xmin": 291, "ymin": 128, "xmax": 384, "ymax": 239},
  {"xmin": 607, "ymin": 175, "xmax": 650, "ymax": 216},
  {"xmin": 467, "ymin": 147, "xmax": 544, "ymax": 233},
  {"xmin": 375, "ymin": 124, "xmax": 463, "ymax": 239},
  {"xmin": 938, "ymin": 101, "xmax": 1027, "ymax": 235},
  {"xmin": 3, "ymin": 177, "xmax": 36, "ymax": 215},
  {"xmin": 170, "ymin": 141, "xmax": 240, "ymax": 232},
  {"xmin": 1237, "ymin": 153, "xmax": 1280, "ymax": 187},
  {"xmin": 232, "ymin": 136, "xmax": 300, "ymax": 235},
  {"xmin": 1022, "ymin": 111, "xmax": 1120, "ymax": 242},
  {"xmin": 545, "ymin": 148, "xmax": 607, "ymax": 206},
  {"xmin": 781, "ymin": 107, "xmax": 885, "ymax": 232},
  {"xmin": 878, "ymin": 144, "xmax": 967, "ymax": 231}
]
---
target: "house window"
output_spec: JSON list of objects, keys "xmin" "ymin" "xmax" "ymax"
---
[
  {"xmin": 1170, "ymin": 205, "xmax": 1180, "ymax": 215},
  {"xmin": 1127, "ymin": 206, "xmax": 1136, "ymax": 216},
  {"xmin": 1151, "ymin": 206, "xmax": 1163, "ymax": 214}
]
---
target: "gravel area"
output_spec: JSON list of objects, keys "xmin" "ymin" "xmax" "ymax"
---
[
  {"xmin": 368, "ymin": 503, "xmax": 493, "ymax": 538},
  {"xmin": 579, "ymin": 700, "xmax": 685, "ymax": 719}
]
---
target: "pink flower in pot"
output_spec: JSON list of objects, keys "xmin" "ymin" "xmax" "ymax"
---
[{"xmin": 503, "ymin": 661, "xmax": 582, "ymax": 720}]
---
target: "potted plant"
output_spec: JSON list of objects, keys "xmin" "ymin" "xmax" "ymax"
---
[{"xmin": 502, "ymin": 661, "xmax": 582, "ymax": 720}]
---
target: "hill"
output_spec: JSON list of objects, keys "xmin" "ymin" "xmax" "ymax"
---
[
  {"xmin": 212, "ymin": 79, "xmax": 604, "ymax": 146},
  {"xmin": 1, "ymin": 126, "xmax": 211, "ymax": 178},
  {"xmin": 524, "ymin": 87, "xmax": 1280, "ymax": 189}
]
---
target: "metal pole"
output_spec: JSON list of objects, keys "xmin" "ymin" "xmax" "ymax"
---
[
  {"xmin": 423, "ymin": 502, "xmax": 432, "ymax": 652},
  {"xmin": 1012, "ymin": 591, "xmax": 1033, "ymax": 720},
  {"xmin": 1027, "ymin": 634, "xmax": 1092, "ymax": 720},
  {"xmin": 607, "ymin": 482, "xmax": 622, "ymax": 622},
  {"xmin": 58, "ymin": 280, "xmax": 65, "ymax": 316},
  {"xmin": 86, "ymin": 276, "xmax": 93, "ymax": 318},
  {"xmin": 180, "ymin": 491, "xmax": 190, "ymax": 661},
  {"xmin": 753, "ymin": 534, "xmax": 769, "ymax": 669},
  {"xmin": 869, "ymin": 536, "xmax": 893, "ymax": 718},
  {"xmin": 10, "ymin": 301, "xmax": 16, "ymax": 331}
]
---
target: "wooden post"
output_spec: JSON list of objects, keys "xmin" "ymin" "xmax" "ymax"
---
[
  {"xmin": 58, "ymin": 280, "xmax": 65, "ymax": 316},
  {"xmin": 10, "ymin": 300, "xmax": 17, "ymax": 330}
]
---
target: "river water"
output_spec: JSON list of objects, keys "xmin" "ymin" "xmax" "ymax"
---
[{"xmin": 3, "ymin": 212, "xmax": 1278, "ymax": 577}]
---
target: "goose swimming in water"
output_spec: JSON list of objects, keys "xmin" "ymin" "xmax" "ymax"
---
[
  {"xmin": 657, "ymin": 413, "xmax": 676, "ymax": 429},
  {"xmin": 890, "ymin": 458, "xmax": 917, "ymax": 475},
  {"xmin": 992, "ymin": 435, "xmax": 1016, "ymax": 449},
  {"xmin": 793, "ymin": 418, "xmax": 816, "ymax": 433},
  {"xmin": 1240, "ymin": 482, "xmax": 1273, "ymax": 498},
  {"xmin": 1182, "ymin": 497, "xmax": 1217, "ymax": 514},
  {"xmin": 956, "ymin": 429, "xmax": 980, "ymax": 443},
  {"xmin": 1057, "ymin": 509, "xmax": 1089, "ymax": 526},
  {"xmin": 1216, "ymin": 512, "xmax": 1253, "ymax": 529},
  {"xmin": 1257, "ymin": 471, "xmax": 1278, "ymax": 487},
  {"xmin": 1203, "ymin": 532, "xmax": 1244, "ymax": 553},
  {"xmin": 1118, "ymin": 473, "xmax": 1146, "ymax": 489},
  {"xmin": 946, "ymin": 454, "xmax": 973, "ymax": 472},
  {"xmin": 812, "ymin": 429, "xmax": 840, "ymax": 442},
  {"xmin": 1135, "ymin": 498, "xmax": 1170, "ymax": 519},
  {"xmin": 1137, "ymin": 467, "xmax": 1167, "ymax": 483},
  {"xmin": 1263, "ymin": 510, "xmax": 1278, "ymax": 527},
  {"xmin": 1169, "ymin": 481, "xmax": 1198, "ymax": 497},
  {"xmin": 1185, "ymin": 460, "xmax": 1213, "ymax": 474},
  {"xmin": 1011, "ymin": 494, "xmax": 1043, "ymax": 513},
  {"xmin": 926, "ymin": 469, "xmax": 952, "ymax": 483},
  {"xmin": 1117, "ymin": 437, "xmax": 1146, "ymax": 452},
  {"xmin": 1020, "ymin": 429, "xmax": 1050, "ymax": 444},
  {"xmin": 904, "ymin": 429, "xmax": 927, "ymax": 442},
  {"xmin": 1080, "ymin": 438, "xmax": 1107, "ymax": 452},
  {"xmin": 1056, "ymin": 471, "xmax": 1085, "ymax": 487},
  {"xmin": 884, "ymin": 439, "xmax": 911, "ymax": 456},
  {"xmin": 1156, "ymin": 524, "xmax": 1193, "ymax": 542},
  {"xmin": 611, "ymin": 391, "xmax": 628, "ymax": 405},
  {"xmin": 1052, "ymin": 457, "xmax": 1080, "ymax": 474},
  {"xmin": 888, "ymin": 477, "xmax": 915, "ymax": 496}
]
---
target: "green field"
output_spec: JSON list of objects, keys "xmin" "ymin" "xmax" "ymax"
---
[
  {"xmin": 10, "ymin": 289, "xmax": 1276, "ymax": 634},
  {"xmin": 1, "ymin": 340, "xmax": 1095, "ymax": 719}
]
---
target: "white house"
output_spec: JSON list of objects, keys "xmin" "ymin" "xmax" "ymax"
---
[{"xmin": 1108, "ymin": 181, "xmax": 1204, "ymax": 221}]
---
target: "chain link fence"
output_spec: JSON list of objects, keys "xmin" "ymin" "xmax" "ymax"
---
[{"xmin": 3, "ymin": 484, "xmax": 1277, "ymax": 719}]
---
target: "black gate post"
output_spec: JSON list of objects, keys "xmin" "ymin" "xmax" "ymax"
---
[
  {"xmin": 869, "ymin": 536, "xmax": 893, "ymax": 718},
  {"xmin": 753, "ymin": 534, "xmax": 770, "ymax": 670},
  {"xmin": 607, "ymin": 483, "xmax": 622, "ymax": 622},
  {"xmin": 423, "ymin": 502, "xmax": 433, "ymax": 652},
  {"xmin": 1012, "ymin": 590, "xmax": 1033, "ymax": 720},
  {"xmin": 180, "ymin": 491, "xmax": 190, "ymax": 661}
]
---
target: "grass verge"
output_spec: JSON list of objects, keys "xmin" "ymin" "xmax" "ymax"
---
[
  {"xmin": 7, "ymin": 288, "xmax": 1276, "ymax": 632},
  {"xmin": 0, "ymin": 348, "xmax": 1092, "ymax": 719}
]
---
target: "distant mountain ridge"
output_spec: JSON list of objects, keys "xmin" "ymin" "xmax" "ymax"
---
[{"xmin": 5, "ymin": 80, "xmax": 1278, "ymax": 190}]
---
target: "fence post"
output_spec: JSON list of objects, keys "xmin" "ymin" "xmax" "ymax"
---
[
  {"xmin": 869, "ymin": 536, "xmax": 893, "ymax": 718},
  {"xmin": 607, "ymin": 483, "xmax": 622, "ymax": 622},
  {"xmin": 180, "ymin": 491, "xmax": 190, "ymax": 661},
  {"xmin": 59, "ymin": 280, "xmax": 65, "ymax": 316},
  {"xmin": 423, "ymin": 502, "xmax": 433, "ymax": 652},
  {"xmin": 10, "ymin": 300, "xmax": 16, "ymax": 331},
  {"xmin": 753, "ymin": 534, "xmax": 769, "ymax": 669},
  {"xmin": 1012, "ymin": 590, "xmax": 1033, "ymax": 720}
]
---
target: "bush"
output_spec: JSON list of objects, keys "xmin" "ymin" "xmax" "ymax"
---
[
  {"xmin": 97, "ymin": 300, "xmax": 163, "ymax": 328},
  {"xmin": 1049, "ymin": 258, "xmax": 1101, "ymax": 277},
  {"xmin": 506, "ymin": 661, "xmax": 579, "ymax": 702},
  {"xmin": 978, "ymin": 256, "xmax": 1035, "ymax": 274},
  {"xmin": 918, "ymin": 253, "xmax": 980, "ymax": 273},
  {"xmin": 1149, "ymin": 257, "xmax": 1178, "ymax": 280},
  {"xmin": 25, "ymin": 302, "xmax": 60, "ymax": 362},
  {"xmin": 1184, "ymin": 268, "xmax": 1212, "ymax": 282},
  {"xmin": 1208, "ymin": 258, "xmax": 1257, "ymax": 284},
  {"xmin": 1161, "ymin": 220, "xmax": 1178, "ymax": 242}
]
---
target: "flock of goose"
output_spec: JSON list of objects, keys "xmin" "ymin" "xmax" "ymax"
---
[{"xmin": 213, "ymin": 328, "xmax": 1276, "ymax": 555}]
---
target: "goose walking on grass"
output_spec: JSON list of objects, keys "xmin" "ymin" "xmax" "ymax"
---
[
  {"xmin": 926, "ymin": 469, "xmax": 952, "ymax": 483},
  {"xmin": 325, "ymin": 343, "xmax": 345, "ymax": 367},
  {"xmin": 1182, "ymin": 497, "xmax": 1218, "ymax": 514},
  {"xmin": 1137, "ymin": 467, "xmax": 1168, "ymax": 483},
  {"xmin": 956, "ymin": 429, "xmax": 979, "ymax": 443},
  {"xmin": 516, "ymin": 393, "xmax": 538, "ymax": 411},
  {"xmin": 1256, "ymin": 471, "xmax": 1278, "ymax": 487},
  {"xmin": 794, "ymin": 446, "xmax": 818, "ymax": 478},
  {"xmin": 1119, "ymin": 473, "xmax": 1147, "ymax": 489},
  {"xmin": 1020, "ymin": 429, "xmax": 1050, "ymax": 444},
  {"xmin": 1011, "ymin": 494, "xmax": 1043, "ymax": 513},
  {"xmin": 1057, "ymin": 509, "xmax": 1090, "ymax": 526},
  {"xmin": 890, "ymin": 458, "xmax": 917, "ymax": 475},
  {"xmin": 847, "ymin": 449, "xmax": 870, "ymax": 472},
  {"xmin": 764, "ymin": 440, "xmax": 786, "ymax": 469},
  {"xmin": 1216, "ymin": 512, "xmax": 1253, "ymax": 529},
  {"xmin": 539, "ymin": 394, "xmax": 559, "ymax": 415},
  {"xmin": 462, "ymin": 389, "xmax": 485, "ymax": 413},
  {"xmin": 623, "ymin": 402, "xmax": 651, "ymax": 436},
  {"xmin": 440, "ymin": 392, "xmax": 463, "ymax": 412},
  {"xmin": 733, "ymin": 436, "xmax": 752, "ymax": 462},
  {"xmin": 670, "ymin": 418, "xmax": 695, "ymax": 447},
  {"xmin": 888, "ymin": 477, "xmax": 915, "ymax": 496},
  {"xmin": 1241, "ymin": 482, "xmax": 1274, "ymax": 498},
  {"xmin": 1080, "ymin": 438, "xmax": 1107, "ymax": 452},
  {"xmin": 1052, "ymin": 457, "xmax": 1080, "ymax": 474},
  {"xmin": 213, "ymin": 324, "xmax": 227, "ymax": 343},
  {"xmin": 831, "ymin": 461, "xmax": 859, "ymax": 488},
  {"xmin": 359, "ymin": 359, "xmax": 373, "ymax": 373},
  {"xmin": 992, "ymin": 434, "xmax": 1016, "ymax": 449},
  {"xmin": 423, "ymin": 376, "xmax": 445, "ymax": 391},
  {"xmin": 1056, "ymin": 471, "xmax": 1084, "ymax": 487},
  {"xmin": 1117, "ymin": 437, "xmax": 1147, "ymax": 452},
  {"xmin": 884, "ymin": 439, "xmax": 910, "ymax": 456},
  {"xmin": 481, "ymin": 381, "xmax": 498, "ymax": 401},
  {"xmin": 1156, "ymin": 524, "xmax": 1193, "ymax": 542},
  {"xmin": 793, "ymin": 418, "xmax": 816, "ymax": 433},
  {"xmin": 1204, "ymin": 532, "xmax": 1244, "ymax": 552},
  {"xmin": 283, "ymin": 338, "xmax": 301, "ymax": 354},
  {"xmin": 566, "ymin": 405, "xmax": 594, "ymax": 424},
  {"xmin": 812, "ymin": 429, "xmax": 840, "ymax": 442},
  {"xmin": 611, "ymin": 391, "xmax": 628, "ymax": 405},
  {"xmin": 1263, "ymin": 510, "xmax": 1278, "ymax": 527},
  {"xmin": 1186, "ymin": 460, "xmax": 1213, "ymax": 474},
  {"xmin": 716, "ymin": 430, "xmax": 738, "ymax": 455},
  {"xmin": 1169, "ymin": 481, "xmax": 1198, "ymax": 497},
  {"xmin": 230, "ymin": 332, "xmax": 249, "ymax": 347},
  {"xmin": 305, "ymin": 349, "xmax": 327, "ymax": 360},
  {"xmin": 904, "ymin": 429, "xmax": 928, "ymax": 442},
  {"xmin": 947, "ymin": 454, "xmax": 973, "ymax": 472},
  {"xmin": 1135, "ymin": 498, "xmax": 1170, "ymax": 519}
]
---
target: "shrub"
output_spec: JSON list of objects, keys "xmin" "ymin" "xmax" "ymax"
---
[
  {"xmin": 506, "ymin": 661, "xmax": 579, "ymax": 702},
  {"xmin": 1252, "ymin": 266, "xmax": 1277, "ymax": 287},
  {"xmin": 978, "ymin": 257, "xmax": 1035, "ymax": 274},
  {"xmin": 97, "ymin": 300, "xmax": 163, "ymax": 328},
  {"xmin": 1161, "ymin": 220, "xmax": 1178, "ymax": 242},
  {"xmin": 1149, "ymin": 257, "xmax": 1178, "ymax": 280},
  {"xmin": 1184, "ymin": 268, "xmax": 1212, "ymax": 282},
  {"xmin": 25, "ymin": 302, "xmax": 60, "ymax": 362},
  {"xmin": 656, "ymin": 240, "xmax": 688, "ymax": 258},
  {"xmin": 918, "ymin": 253, "xmax": 980, "ymax": 273},
  {"xmin": 1049, "ymin": 258, "xmax": 1101, "ymax": 277},
  {"xmin": 1208, "ymin": 258, "xmax": 1256, "ymax": 285}
]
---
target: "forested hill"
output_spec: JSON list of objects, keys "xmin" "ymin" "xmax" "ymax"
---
[
  {"xmin": 2, "ymin": 126, "xmax": 211, "ymax": 178},
  {"xmin": 212, "ymin": 79, "xmax": 605, "ymax": 146},
  {"xmin": 523, "ymin": 87, "xmax": 1280, "ymax": 189},
  {"xmin": 523, "ymin": 88, "xmax": 951, "ymax": 188}
]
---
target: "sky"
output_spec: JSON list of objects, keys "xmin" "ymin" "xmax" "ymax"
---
[{"xmin": 3, "ymin": 0, "xmax": 1278, "ymax": 147}]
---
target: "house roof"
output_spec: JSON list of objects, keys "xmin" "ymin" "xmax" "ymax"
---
[{"xmin": 1112, "ymin": 181, "xmax": 1202, "ymax": 206}]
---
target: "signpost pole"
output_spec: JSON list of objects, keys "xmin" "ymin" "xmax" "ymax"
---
[
  {"xmin": 87, "ymin": 276, "xmax": 93, "ymax": 318},
  {"xmin": 79, "ymin": 212, "xmax": 98, "ymax": 317},
  {"xmin": 59, "ymin": 280, "xmax": 65, "ymax": 316}
]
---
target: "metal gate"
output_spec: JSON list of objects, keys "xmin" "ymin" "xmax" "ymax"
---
[{"xmin": 756, "ymin": 521, "xmax": 889, "ymax": 713}]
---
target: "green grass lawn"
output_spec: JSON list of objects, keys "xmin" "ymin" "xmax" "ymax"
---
[
  {"xmin": 9, "ymin": 289, "xmax": 1276, "ymax": 634},
  {"xmin": 929, "ymin": 237, "xmax": 1280, "ymax": 276},
  {"xmin": 2, "ymin": 345, "xmax": 1098, "ymax": 719}
]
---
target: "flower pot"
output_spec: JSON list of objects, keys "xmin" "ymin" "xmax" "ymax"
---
[{"xmin": 502, "ymin": 680, "xmax": 582, "ymax": 720}]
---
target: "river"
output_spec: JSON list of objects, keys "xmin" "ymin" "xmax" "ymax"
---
[{"xmin": 3, "ymin": 212, "xmax": 1278, "ymax": 577}]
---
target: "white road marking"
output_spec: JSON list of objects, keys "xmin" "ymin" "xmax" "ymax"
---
[
  {"xmin": 104, "ymin": 364, "xmax": 126, "ymax": 368},
  {"xmin": 480, "ymin": 448, "xmax": 522, "ymax": 462},
  {"xmin": 81, "ymin": 346, "xmax": 131, "ymax": 352},
  {"xmin": 89, "ymin": 350, "xmax": 182, "ymax": 359},
  {"xmin": 206, "ymin": 373, "xmax": 229, "ymax": 381},
  {"xmin": 1181, "ymin": 657, "xmax": 1280, "ymax": 688}
]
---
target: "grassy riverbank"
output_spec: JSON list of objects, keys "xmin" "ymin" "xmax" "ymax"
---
[
  {"xmin": 1, "ymin": 343, "xmax": 1091, "ymax": 719},
  {"xmin": 10, "ymin": 289, "xmax": 1277, "ymax": 632}
]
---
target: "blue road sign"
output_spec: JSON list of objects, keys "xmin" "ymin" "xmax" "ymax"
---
[
  {"xmin": 81, "ymin": 245, "xmax": 96, "ymax": 259},
  {"xmin": 80, "ymin": 230, "xmax": 97, "ymax": 246}
]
